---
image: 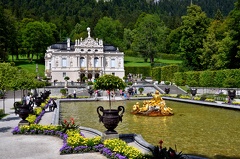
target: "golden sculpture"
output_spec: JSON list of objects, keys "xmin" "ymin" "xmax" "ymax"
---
[{"xmin": 131, "ymin": 90, "xmax": 173, "ymax": 116}]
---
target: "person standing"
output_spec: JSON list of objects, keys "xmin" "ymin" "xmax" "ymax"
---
[
  {"xmin": 73, "ymin": 90, "xmax": 76, "ymax": 98},
  {"xmin": 26, "ymin": 93, "xmax": 30, "ymax": 105}
]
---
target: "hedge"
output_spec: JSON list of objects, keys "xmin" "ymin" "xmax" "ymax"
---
[
  {"xmin": 174, "ymin": 69, "xmax": 240, "ymax": 88},
  {"xmin": 124, "ymin": 66, "xmax": 152, "ymax": 77}
]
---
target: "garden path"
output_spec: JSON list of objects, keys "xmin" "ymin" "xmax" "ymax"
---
[{"xmin": 0, "ymin": 98, "xmax": 107, "ymax": 159}]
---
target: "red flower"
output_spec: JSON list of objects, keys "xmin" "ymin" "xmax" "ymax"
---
[
  {"xmin": 159, "ymin": 140, "xmax": 163, "ymax": 144},
  {"xmin": 159, "ymin": 140, "xmax": 163, "ymax": 149}
]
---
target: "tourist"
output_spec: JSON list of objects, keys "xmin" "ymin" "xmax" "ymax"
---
[
  {"xmin": 49, "ymin": 99, "xmax": 54, "ymax": 111},
  {"xmin": 25, "ymin": 93, "xmax": 31, "ymax": 105},
  {"xmin": 53, "ymin": 99, "xmax": 57, "ymax": 111},
  {"xmin": 73, "ymin": 90, "xmax": 76, "ymax": 98},
  {"xmin": 22, "ymin": 94, "xmax": 26, "ymax": 105},
  {"xmin": 95, "ymin": 90, "xmax": 98, "ymax": 99},
  {"xmin": 119, "ymin": 90, "xmax": 122, "ymax": 97}
]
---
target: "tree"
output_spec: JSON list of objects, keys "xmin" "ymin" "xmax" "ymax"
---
[
  {"xmin": 132, "ymin": 13, "xmax": 169, "ymax": 63},
  {"xmin": 165, "ymin": 27, "xmax": 182, "ymax": 55},
  {"xmin": 0, "ymin": 63, "xmax": 18, "ymax": 92},
  {"xmin": 0, "ymin": 6, "xmax": 17, "ymax": 61},
  {"xmin": 21, "ymin": 21, "xmax": 57, "ymax": 59},
  {"xmin": 219, "ymin": 0, "xmax": 240, "ymax": 69},
  {"xmin": 70, "ymin": 21, "xmax": 88, "ymax": 41},
  {"xmin": 180, "ymin": 4, "xmax": 210, "ymax": 70},
  {"xmin": 123, "ymin": 28, "xmax": 134, "ymax": 50},
  {"xmin": 94, "ymin": 17, "xmax": 124, "ymax": 49},
  {"xmin": 94, "ymin": 74, "xmax": 126, "ymax": 109},
  {"xmin": 199, "ymin": 14, "xmax": 227, "ymax": 70}
]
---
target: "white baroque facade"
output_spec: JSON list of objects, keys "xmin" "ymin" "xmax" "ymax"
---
[{"xmin": 45, "ymin": 27, "xmax": 125, "ymax": 82}]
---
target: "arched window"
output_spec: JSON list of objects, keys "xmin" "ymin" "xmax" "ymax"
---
[
  {"xmin": 111, "ymin": 59, "xmax": 115, "ymax": 68},
  {"xmin": 80, "ymin": 57, "xmax": 85, "ymax": 67},
  {"xmin": 94, "ymin": 57, "xmax": 99, "ymax": 67}
]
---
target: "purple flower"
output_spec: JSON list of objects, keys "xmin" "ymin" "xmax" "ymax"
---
[
  {"xmin": 73, "ymin": 146, "xmax": 91, "ymax": 153},
  {"xmin": 30, "ymin": 129, "xmax": 36, "ymax": 134},
  {"xmin": 80, "ymin": 132, "xmax": 85, "ymax": 137},
  {"xmin": 93, "ymin": 144, "xmax": 104, "ymax": 152},
  {"xmin": 60, "ymin": 143, "xmax": 73, "ymax": 154},
  {"xmin": 115, "ymin": 153, "xmax": 128, "ymax": 159},
  {"xmin": 43, "ymin": 130, "xmax": 55, "ymax": 135},
  {"xmin": 34, "ymin": 108, "xmax": 46, "ymax": 124},
  {"xmin": 101, "ymin": 147, "xmax": 113, "ymax": 157},
  {"xmin": 12, "ymin": 126, "xmax": 20, "ymax": 134}
]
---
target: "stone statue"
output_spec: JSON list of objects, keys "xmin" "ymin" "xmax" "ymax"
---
[{"xmin": 87, "ymin": 27, "xmax": 91, "ymax": 38}]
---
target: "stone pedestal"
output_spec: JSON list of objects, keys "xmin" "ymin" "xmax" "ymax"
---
[
  {"xmin": 18, "ymin": 120, "xmax": 30, "ymax": 127},
  {"xmin": 101, "ymin": 133, "xmax": 119, "ymax": 142}
]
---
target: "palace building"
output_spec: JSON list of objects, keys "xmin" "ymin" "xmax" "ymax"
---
[{"xmin": 44, "ymin": 27, "xmax": 125, "ymax": 82}]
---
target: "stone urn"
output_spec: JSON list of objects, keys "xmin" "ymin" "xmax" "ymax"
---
[
  {"xmin": 97, "ymin": 106, "xmax": 125, "ymax": 134},
  {"xmin": 165, "ymin": 88, "xmax": 170, "ymax": 94},
  {"xmin": 34, "ymin": 97, "xmax": 42, "ymax": 107},
  {"xmin": 17, "ymin": 104, "xmax": 31, "ymax": 126},
  {"xmin": 190, "ymin": 88, "xmax": 197, "ymax": 96},
  {"xmin": 228, "ymin": 90, "xmax": 236, "ymax": 100}
]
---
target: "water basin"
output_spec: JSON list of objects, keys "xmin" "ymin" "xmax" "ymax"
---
[{"xmin": 60, "ymin": 100, "xmax": 240, "ymax": 158}]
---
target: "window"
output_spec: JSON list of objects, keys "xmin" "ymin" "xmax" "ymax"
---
[
  {"xmin": 62, "ymin": 58, "xmax": 67, "ymax": 67},
  {"xmin": 111, "ymin": 59, "xmax": 115, "ymax": 68},
  {"xmin": 63, "ymin": 72, "xmax": 66, "ymax": 77},
  {"xmin": 49, "ymin": 63, "xmax": 51, "ymax": 70},
  {"xmin": 112, "ymin": 73, "xmax": 115, "ymax": 76},
  {"xmin": 94, "ymin": 57, "xmax": 99, "ymax": 67},
  {"xmin": 80, "ymin": 57, "xmax": 85, "ymax": 67}
]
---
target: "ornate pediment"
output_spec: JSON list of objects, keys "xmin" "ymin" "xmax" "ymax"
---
[
  {"xmin": 82, "ymin": 38, "xmax": 99, "ymax": 47},
  {"xmin": 75, "ymin": 27, "xmax": 103, "ymax": 48}
]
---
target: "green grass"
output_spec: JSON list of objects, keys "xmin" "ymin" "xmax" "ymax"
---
[
  {"xmin": 124, "ymin": 56, "xmax": 182, "ymax": 67},
  {"xmin": 16, "ymin": 62, "xmax": 45, "ymax": 77},
  {"xmin": 5, "ymin": 55, "xmax": 182, "ymax": 77},
  {"xmin": 179, "ymin": 85, "xmax": 189, "ymax": 92},
  {"xmin": 8, "ymin": 56, "xmax": 45, "ymax": 77}
]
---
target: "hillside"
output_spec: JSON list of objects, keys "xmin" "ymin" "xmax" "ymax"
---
[{"xmin": 1, "ymin": 0, "xmax": 237, "ymax": 31}]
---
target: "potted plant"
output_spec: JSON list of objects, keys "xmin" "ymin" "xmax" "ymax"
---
[
  {"xmin": 94, "ymin": 74, "xmax": 126, "ymax": 134},
  {"xmin": 60, "ymin": 88, "xmax": 67, "ymax": 96},
  {"xmin": 138, "ymin": 87, "xmax": 144, "ymax": 95},
  {"xmin": 64, "ymin": 76, "xmax": 70, "ymax": 88},
  {"xmin": 82, "ymin": 76, "xmax": 88, "ymax": 83}
]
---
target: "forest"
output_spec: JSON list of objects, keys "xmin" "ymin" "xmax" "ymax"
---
[{"xmin": 1, "ymin": 0, "xmax": 240, "ymax": 71}]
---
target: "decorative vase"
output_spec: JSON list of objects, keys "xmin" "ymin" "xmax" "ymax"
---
[
  {"xmin": 190, "ymin": 88, "xmax": 197, "ymax": 96},
  {"xmin": 18, "ymin": 104, "xmax": 31, "ymax": 126},
  {"xmin": 165, "ymin": 88, "xmax": 170, "ymax": 94},
  {"xmin": 97, "ymin": 106, "xmax": 125, "ymax": 134},
  {"xmin": 34, "ymin": 97, "xmax": 42, "ymax": 107}
]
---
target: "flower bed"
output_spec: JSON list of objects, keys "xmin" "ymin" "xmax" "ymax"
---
[{"xmin": 12, "ymin": 98, "xmax": 185, "ymax": 159}]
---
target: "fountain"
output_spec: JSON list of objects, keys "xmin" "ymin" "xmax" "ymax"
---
[
  {"xmin": 131, "ymin": 90, "xmax": 173, "ymax": 116},
  {"xmin": 60, "ymin": 100, "xmax": 240, "ymax": 158}
]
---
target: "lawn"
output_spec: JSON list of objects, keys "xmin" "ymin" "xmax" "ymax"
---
[
  {"xmin": 8, "ymin": 56, "xmax": 45, "ymax": 77},
  {"xmin": 6, "ymin": 55, "xmax": 182, "ymax": 77},
  {"xmin": 124, "ymin": 56, "xmax": 182, "ymax": 67}
]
